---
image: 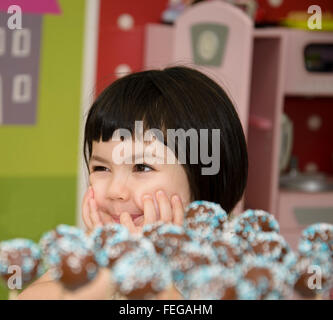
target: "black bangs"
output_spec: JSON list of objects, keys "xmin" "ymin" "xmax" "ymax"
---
[{"xmin": 83, "ymin": 70, "xmax": 170, "ymax": 169}]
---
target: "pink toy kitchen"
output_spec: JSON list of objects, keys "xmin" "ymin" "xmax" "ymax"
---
[{"xmin": 144, "ymin": 0, "xmax": 333, "ymax": 250}]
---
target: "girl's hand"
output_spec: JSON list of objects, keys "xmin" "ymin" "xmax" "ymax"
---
[
  {"xmin": 120, "ymin": 190, "xmax": 185, "ymax": 234},
  {"xmin": 62, "ymin": 268, "xmax": 114, "ymax": 300},
  {"xmin": 82, "ymin": 186, "xmax": 104, "ymax": 235}
]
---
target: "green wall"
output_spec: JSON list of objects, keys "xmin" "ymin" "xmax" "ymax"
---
[{"xmin": 0, "ymin": 0, "xmax": 86, "ymax": 299}]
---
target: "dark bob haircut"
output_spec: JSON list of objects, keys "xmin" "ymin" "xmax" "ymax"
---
[{"xmin": 83, "ymin": 66, "xmax": 248, "ymax": 214}]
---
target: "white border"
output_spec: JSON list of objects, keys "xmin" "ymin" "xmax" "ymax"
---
[{"xmin": 76, "ymin": 0, "xmax": 100, "ymax": 228}]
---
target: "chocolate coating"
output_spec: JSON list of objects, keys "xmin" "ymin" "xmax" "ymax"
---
[
  {"xmin": 90, "ymin": 223, "xmax": 129, "ymax": 252},
  {"xmin": 238, "ymin": 256, "xmax": 295, "ymax": 300},
  {"xmin": 184, "ymin": 201, "xmax": 228, "ymax": 243},
  {"xmin": 231, "ymin": 210, "xmax": 280, "ymax": 242},
  {"xmin": 168, "ymin": 241, "xmax": 218, "ymax": 297},
  {"xmin": 143, "ymin": 223, "xmax": 191, "ymax": 257},
  {"xmin": 112, "ymin": 247, "xmax": 172, "ymax": 300},
  {"xmin": 250, "ymin": 232, "xmax": 297, "ymax": 269},
  {"xmin": 0, "ymin": 239, "xmax": 43, "ymax": 287},
  {"xmin": 298, "ymin": 223, "xmax": 333, "ymax": 257},
  {"xmin": 211, "ymin": 239, "xmax": 244, "ymax": 267},
  {"xmin": 95, "ymin": 239, "xmax": 138, "ymax": 268},
  {"xmin": 293, "ymin": 252, "xmax": 333, "ymax": 298},
  {"xmin": 185, "ymin": 201, "xmax": 227, "ymax": 220},
  {"xmin": 48, "ymin": 236, "xmax": 98, "ymax": 291},
  {"xmin": 39, "ymin": 224, "xmax": 86, "ymax": 259},
  {"xmin": 187, "ymin": 265, "xmax": 239, "ymax": 300}
]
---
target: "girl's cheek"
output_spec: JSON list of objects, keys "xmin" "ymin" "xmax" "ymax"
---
[
  {"xmin": 88, "ymin": 174, "xmax": 95, "ymax": 187},
  {"xmin": 89, "ymin": 177, "xmax": 105, "ymax": 202}
]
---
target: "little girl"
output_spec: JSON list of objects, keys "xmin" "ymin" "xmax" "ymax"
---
[
  {"xmin": 18, "ymin": 65, "xmax": 248, "ymax": 299},
  {"xmin": 82, "ymin": 65, "xmax": 248, "ymax": 234}
]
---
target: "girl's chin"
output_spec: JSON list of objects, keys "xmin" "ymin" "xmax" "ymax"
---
[{"xmin": 100, "ymin": 212, "xmax": 114, "ymax": 224}]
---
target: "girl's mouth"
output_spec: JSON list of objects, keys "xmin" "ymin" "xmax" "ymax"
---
[
  {"xmin": 110, "ymin": 215, "xmax": 120, "ymax": 224},
  {"xmin": 110, "ymin": 213, "xmax": 144, "ymax": 226}
]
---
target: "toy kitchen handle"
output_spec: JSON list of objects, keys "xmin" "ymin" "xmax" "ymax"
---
[{"xmin": 280, "ymin": 113, "xmax": 293, "ymax": 173}]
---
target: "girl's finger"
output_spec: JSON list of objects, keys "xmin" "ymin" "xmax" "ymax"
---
[
  {"xmin": 156, "ymin": 190, "xmax": 172, "ymax": 223},
  {"xmin": 89, "ymin": 198, "xmax": 103, "ymax": 228},
  {"xmin": 82, "ymin": 188, "xmax": 93, "ymax": 230},
  {"xmin": 171, "ymin": 194, "xmax": 184, "ymax": 226},
  {"xmin": 143, "ymin": 195, "xmax": 157, "ymax": 225},
  {"xmin": 120, "ymin": 212, "xmax": 139, "ymax": 234},
  {"xmin": 98, "ymin": 210, "xmax": 113, "ymax": 225}
]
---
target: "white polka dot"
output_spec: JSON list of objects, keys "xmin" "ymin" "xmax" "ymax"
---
[
  {"xmin": 307, "ymin": 115, "xmax": 322, "ymax": 131},
  {"xmin": 305, "ymin": 162, "xmax": 318, "ymax": 173},
  {"xmin": 115, "ymin": 64, "xmax": 132, "ymax": 78},
  {"xmin": 117, "ymin": 14, "xmax": 134, "ymax": 31},
  {"xmin": 197, "ymin": 30, "xmax": 219, "ymax": 61},
  {"xmin": 268, "ymin": 0, "xmax": 283, "ymax": 8}
]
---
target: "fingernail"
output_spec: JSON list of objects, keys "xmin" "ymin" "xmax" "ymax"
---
[
  {"xmin": 172, "ymin": 195, "xmax": 180, "ymax": 203},
  {"xmin": 156, "ymin": 190, "xmax": 164, "ymax": 198},
  {"xmin": 143, "ymin": 194, "xmax": 152, "ymax": 201}
]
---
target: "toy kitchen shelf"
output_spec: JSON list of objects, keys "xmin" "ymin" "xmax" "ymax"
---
[{"xmin": 143, "ymin": 0, "xmax": 333, "ymax": 249}]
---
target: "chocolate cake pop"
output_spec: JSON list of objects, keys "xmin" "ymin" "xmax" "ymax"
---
[
  {"xmin": 184, "ymin": 216, "xmax": 225, "ymax": 243},
  {"xmin": 47, "ymin": 236, "xmax": 98, "ymax": 291},
  {"xmin": 237, "ymin": 256, "xmax": 295, "ymax": 300},
  {"xmin": 229, "ymin": 209, "xmax": 280, "ymax": 243},
  {"xmin": 185, "ymin": 200, "xmax": 227, "ymax": 220},
  {"xmin": 143, "ymin": 222, "xmax": 191, "ymax": 257},
  {"xmin": 111, "ymin": 244, "xmax": 172, "ymax": 299},
  {"xmin": 184, "ymin": 201, "xmax": 228, "ymax": 243},
  {"xmin": 294, "ymin": 223, "xmax": 333, "ymax": 298},
  {"xmin": 293, "ymin": 251, "xmax": 333, "ymax": 298},
  {"xmin": 211, "ymin": 235, "xmax": 250, "ymax": 268},
  {"xmin": 0, "ymin": 239, "xmax": 43, "ymax": 287},
  {"xmin": 168, "ymin": 241, "xmax": 218, "ymax": 297},
  {"xmin": 95, "ymin": 239, "xmax": 139, "ymax": 268},
  {"xmin": 298, "ymin": 223, "xmax": 333, "ymax": 258},
  {"xmin": 187, "ymin": 256, "xmax": 294, "ymax": 300},
  {"xmin": 186, "ymin": 265, "xmax": 239, "ymax": 300},
  {"xmin": 90, "ymin": 223, "xmax": 130, "ymax": 252},
  {"xmin": 250, "ymin": 232, "xmax": 297, "ymax": 269},
  {"xmin": 39, "ymin": 224, "xmax": 86, "ymax": 258}
]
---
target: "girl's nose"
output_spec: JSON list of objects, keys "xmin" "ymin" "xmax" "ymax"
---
[{"xmin": 105, "ymin": 173, "xmax": 131, "ymax": 201}]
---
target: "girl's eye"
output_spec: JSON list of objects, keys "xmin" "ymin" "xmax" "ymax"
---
[
  {"xmin": 134, "ymin": 164, "xmax": 154, "ymax": 173},
  {"xmin": 91, "ymin": 166, "xmax": 109, "ymax": 172}
]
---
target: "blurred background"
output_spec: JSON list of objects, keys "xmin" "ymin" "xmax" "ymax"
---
[{"xmin": 0, "ymin": 0, "xmax": 332, "ymax": 298}]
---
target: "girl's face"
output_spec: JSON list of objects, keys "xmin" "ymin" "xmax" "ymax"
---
[{"xmin": 88, "ymin": 137, "xmax": 192, "ymax": 227}]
